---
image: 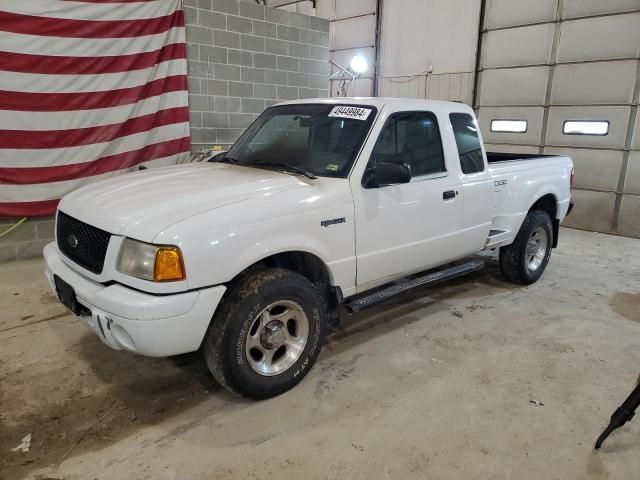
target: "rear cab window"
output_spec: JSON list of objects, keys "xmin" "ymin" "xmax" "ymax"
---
[{"xmin": 450, "ymin": 113, "xmax": 485, "ymax": 174}]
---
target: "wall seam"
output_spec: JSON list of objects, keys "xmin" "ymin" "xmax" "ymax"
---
[
  {"xmin": 539, "ymin": 0, "xmax": 564, "ymax": 156},
  {"xmin": 612, "ymin": 58, "xmax": 640, "ymax": 231},
  {"xmin": 472, "ymin": 0, "xmax": 487, "ymax": 110},
  {"xmin": 478, "ymin": 57, "xmax": 640, "ymax": 72},
  {"xmin": 483, "ymin": 9, "xmax": 640, "ymax": 33},
  {"xmin": 371, "ymin": 0, "xmax": 383, "ymax": 96}
]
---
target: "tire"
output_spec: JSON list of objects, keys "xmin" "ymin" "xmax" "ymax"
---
[
  {"xmin": 499, "ymin": 210, "xmax": 553, "ymax": 285},
  {"xmin": 204, "ymin": 268, "xmax": 326, "ymax": 399}
]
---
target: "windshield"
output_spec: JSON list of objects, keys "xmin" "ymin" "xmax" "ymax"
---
[{"xmin": 225, "ymin": 104, "xmax": 377, "ymax": 178}]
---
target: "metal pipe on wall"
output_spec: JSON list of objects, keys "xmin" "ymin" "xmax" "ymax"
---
[
  {"xmin": 471, "ymin": 0, "xmax": 487, "ymax": 109},
  {"xmin": 372, "ymin": 0, "xmax": 383, "ymax": 96}
]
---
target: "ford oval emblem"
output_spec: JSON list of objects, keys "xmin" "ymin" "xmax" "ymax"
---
[{"xmin": 67, "ymin": 234, "xmax": 79, "ymax": 249}]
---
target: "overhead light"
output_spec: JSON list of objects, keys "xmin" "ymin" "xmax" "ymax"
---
[{"xmin": 349, "ymin": 55, "xmax": 368, "ymax": 74}]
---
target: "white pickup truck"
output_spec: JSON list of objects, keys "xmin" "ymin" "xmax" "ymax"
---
[{"xmin": 44, "ymin": 98, "xmax": 574, "ymax": 398}]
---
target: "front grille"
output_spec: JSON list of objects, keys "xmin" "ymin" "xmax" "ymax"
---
[{"xmin": 56, "ymin": 212, "xmax": 111, "ymax": 274}]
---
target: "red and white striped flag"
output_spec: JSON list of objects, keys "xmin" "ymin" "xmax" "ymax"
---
[{"xmin": 0, "ymin": 0, "xmax": 191, "ymax": 217}]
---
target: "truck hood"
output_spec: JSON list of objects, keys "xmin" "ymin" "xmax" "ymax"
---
[{"xmin": 58, "ymin": 163, "xmax": 313, "ymax": 241}]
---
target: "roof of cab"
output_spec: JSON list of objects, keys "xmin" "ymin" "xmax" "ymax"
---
[{"xmin": 275, "ymin": 97, "xmax": 470, "ymax": 109}]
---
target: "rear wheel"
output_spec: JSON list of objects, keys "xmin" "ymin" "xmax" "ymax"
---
[
  {"xmin": 499, "ymin": 210, "xmax": 553, "ymax": 285},
  {"xmin": 204, "ymin": 269, "xmax": 326, "ymax": 399}
]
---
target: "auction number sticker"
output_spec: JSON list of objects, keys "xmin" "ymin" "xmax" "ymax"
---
[{"xmin": 328, "ymin": 106, "xmax": 372, "ymax": 121}]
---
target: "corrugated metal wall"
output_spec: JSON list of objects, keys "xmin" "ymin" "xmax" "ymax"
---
[{"xmin": 475, "ymin": 0, "xmax": 640, "ymax": 237}]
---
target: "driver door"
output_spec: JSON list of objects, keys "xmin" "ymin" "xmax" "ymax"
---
[{"xmin": 352, "ymin": 109, "xmax": 464, "ymax": 290}]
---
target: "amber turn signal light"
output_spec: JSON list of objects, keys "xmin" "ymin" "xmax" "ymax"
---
[{"xmin": 154, "ymin": 247, "xmax": 185, "ymax": 281}]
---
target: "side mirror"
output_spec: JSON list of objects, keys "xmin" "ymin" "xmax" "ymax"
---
[{"xmin": 364, "ymin": 159, "xmax": 412, "ymax": 188}]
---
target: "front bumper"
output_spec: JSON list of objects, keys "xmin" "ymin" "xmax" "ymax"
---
[{"xmin": 43, "ymin": 242, "xmax": 226, "ymax": 357}]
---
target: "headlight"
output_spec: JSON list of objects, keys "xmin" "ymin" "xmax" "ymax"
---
[{"xmin": 116, "ymin": 238, "xmax": 185, "ymax": 282}]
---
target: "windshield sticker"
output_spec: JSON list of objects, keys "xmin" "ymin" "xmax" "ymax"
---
[
  {"xmin": 328, "ymin": 106, "xmax": 372, "ymax": 121},
  {"xmin": 326, "ymin": 164, "xmax": 339, "ymax": 172}
]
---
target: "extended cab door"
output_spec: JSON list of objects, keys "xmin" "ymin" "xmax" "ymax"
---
[
  {"xmin": 350, "ymin": 107, "xmax": 465, "ymax": 290},
  {"xmin": 448, "ymin": 111, "xmax": 494, "ymax": 251}
]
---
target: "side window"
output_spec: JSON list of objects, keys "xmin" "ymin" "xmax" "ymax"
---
[
  {"xmin": 370, "ymin": 111, "xmax": 446, "ymax": 177},
  {"xmin": 450, "ymin": 113, "xmax": 484, "ymax": 174}
]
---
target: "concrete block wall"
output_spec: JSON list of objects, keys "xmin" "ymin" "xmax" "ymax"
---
[
  {"xmin": 0, "ymin": 218, "xmax": 55, "ymax": 264},
  {"xmin": 184, "ymin": 0, "xmax": 330, "ymax": 149}
]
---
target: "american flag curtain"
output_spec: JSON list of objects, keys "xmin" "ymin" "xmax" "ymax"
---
[{"xmin": 0, "ymin": 0, "xmax": 191, "ymax": 217}]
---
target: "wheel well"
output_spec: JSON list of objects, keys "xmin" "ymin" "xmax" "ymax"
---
[
  {"xmin": 530, "ymin": 194, "xmax": 559, "ymax": 248},
  {"xmin": 254, "ymin": 251, "xmax": 332, "ymax": 285},
  {"xmin": 234, "ymin": 251, "xmax": 342, "ymax": 328},
  {"xmin": 201, "ymin": 252, "xmax": 338, "ymax": 351}
]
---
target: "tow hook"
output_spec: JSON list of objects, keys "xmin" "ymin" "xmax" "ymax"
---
[
  {"xmin": 96, "ymin": 315, "xmax": 113, "ymax": 338},
  {"xmin": 96, "ymin": 315, "xmax": 106, "ymax": 338}
]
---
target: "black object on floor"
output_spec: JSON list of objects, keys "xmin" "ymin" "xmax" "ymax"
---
[{"xmin": 595, "ymin": 381, "xmax": 640, "ymax": 449}]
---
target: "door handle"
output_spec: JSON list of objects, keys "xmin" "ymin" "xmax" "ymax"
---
[{"xmin": 443, "ymin": 190, "xmax": 457, "ymax": 200}]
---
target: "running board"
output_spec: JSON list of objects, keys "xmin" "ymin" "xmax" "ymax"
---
[{"xmin": 345, "ymin": 259, "xmax": 485, "ymax": 313}]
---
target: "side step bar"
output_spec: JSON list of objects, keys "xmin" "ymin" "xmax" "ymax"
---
[{"xmin": 345, "ymin": 259, "xmax": 485, "ymax": 313}]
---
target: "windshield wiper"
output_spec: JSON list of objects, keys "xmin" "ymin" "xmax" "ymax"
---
[{"xmin": 249, "ymin": 160, "xmax": 317, "ymax": 179}]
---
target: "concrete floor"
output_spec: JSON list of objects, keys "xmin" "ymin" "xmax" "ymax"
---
[{"xmin": 1, "ymin": 228, "xmax": 639, "ymax": 480}]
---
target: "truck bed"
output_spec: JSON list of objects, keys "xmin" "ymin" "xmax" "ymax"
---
[
  {"xmin": 487, "ymin": 152, "xmax": 556, "ymax": 163},
  {"xmin": 486, "ymin": 153, "xmax": 573, "ymax": 249}
]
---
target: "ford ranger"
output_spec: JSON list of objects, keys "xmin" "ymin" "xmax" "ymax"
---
[{"xmin": 44, "ymin": 98, "xmax": 574, "ymax": 398}]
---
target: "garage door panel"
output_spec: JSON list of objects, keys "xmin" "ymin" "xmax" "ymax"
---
[
  {"xmin": 484, "ymin": 143, "xmax": 540, "ymax": 154},
  {"xmin": 633, "ymin": 112, "xmax": 640, "ymax": 150},
  {"xmin": 333, "ymin": 15, "xmax": 375, "ymax": 50},
  {"xmin": 379, "ymin": 75, "xmax": 425, "ymax": 99},
  {"xmin": 426, "ymin": 72, "xmax": 475, "ymax": 104},
  {"xmin": 545, "ymin": 106, "xmax": 631, "ymax": 148},
  {"xmin": 556, "ymin": 14, "xmax": 640, "ymax": 63},
  {"xmin": 617, "ymin": 194, "xmax": 640, "ymax": 237},
  {"xmin": 482, "ymin": 23, "xmax": 555, "ymax": 68},
  {"xmin": 551, "ymin": 61, "xmax": 638, "ymax": 105},
  {"xmin": 485, "ymin": 0, "xmax": 557, "ymax": 29},
  {"xmin": 562, "ymin": 0, "xmax": 640, "ymax": 19},
  {"xmin": 317, "ymin": 0, "xmax": 375, "ymax": 19},
  {"xmin": 335, "ymin": 0, "xmax": 375, "ymax": 19},
  {"xmin": 544, "ymin": 147, "xmax": 623, "ymax": 191},
  {"xmin": 562, "ymin": 189, "xmax": 616, "ymax": 232},
  {"xmin": 478, "ymin": 106, "xmax": 544, "ymax": 145},
  {"xmin": 479, "ymin": 66, "xmax": 549, "ymax": 106},
  {"xmin": 624, "ymin": 151, "xmax": 640, "ymax": 194}
]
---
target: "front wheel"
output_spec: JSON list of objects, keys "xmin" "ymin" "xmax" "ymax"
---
[
  {"xmin": 499, "ymin": 210, "xmax": 553, "ymax": 285},
  {"xmin": 204, "ymin": 269, "xmax": 326, "ymax": 399}
]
